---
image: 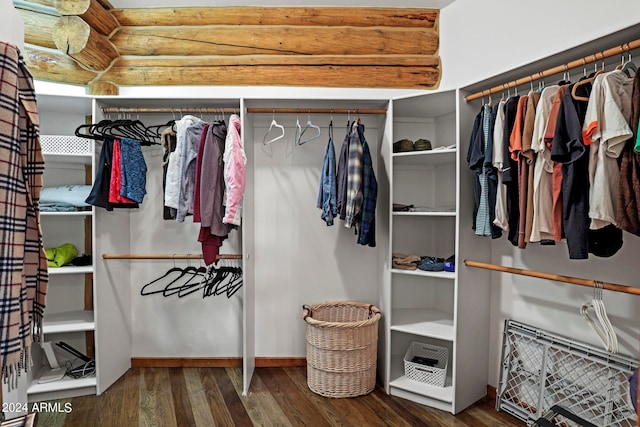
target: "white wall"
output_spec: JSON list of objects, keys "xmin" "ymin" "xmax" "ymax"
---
[{"xmin": 438, "ymin": 0, "xmax": 640, "ymax": 388}]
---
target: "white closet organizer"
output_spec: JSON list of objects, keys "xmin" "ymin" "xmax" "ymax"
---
[
  {"xmin": 34, "ymin": 134, "xmax": 97, "ymax": 401},
  {"xmin": 385, "ymin": 90, "xmax": 492, "ymax": 414}
]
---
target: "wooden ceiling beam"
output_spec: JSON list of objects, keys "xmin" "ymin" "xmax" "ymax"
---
[
  {"xmin": 111, "ymin": 7, "xmax": 438, "ymax": 28},
  {"xmin": 54, "ymin": 0, "xmax": 119, "ymax": 36},
  {"xmin": 53, "ymin": 15, "xmax": 119, "ymax": 71},
  {"xmin": 15, "ymin": 7, "xmax": 60, "ymax": 49},
  {"xmin": 99, "ymin": 55, "xmax": 441, "ymax": 89},
  {"xmin": 24, "ymin": 44, "xmax": 96, "ymax": 85},
  {"xmin": 111, "ymin": 25, "xmax": 438, "ymax": 57},
  {"xmin": 13, "ymin": 0, "xmax": 58, "ymax": 15}
]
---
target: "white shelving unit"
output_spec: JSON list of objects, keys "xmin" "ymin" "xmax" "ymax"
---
[
  {"xmin": 30, "ymin": 131, "xmax": 97, "ymax": 401},
  {"xmin": 384, "ymin": 89, "xmax": 492, "ymax": 414}
]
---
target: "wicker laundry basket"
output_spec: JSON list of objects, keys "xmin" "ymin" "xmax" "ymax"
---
[{"xmin": 302, "ymin": 301, "xmax": 381, "ymax": 398}]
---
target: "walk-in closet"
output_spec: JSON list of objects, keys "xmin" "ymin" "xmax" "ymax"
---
[{"xmin": 1, "ymin": 1, "xmax": 639, "ymax": 426}]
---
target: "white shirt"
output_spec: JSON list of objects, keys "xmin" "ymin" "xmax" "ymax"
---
[
  {"xmin": 583, "ymin": 71, "xmax": 633, "ymax": 229},
  {"xmin": 492, "ymin": 100, "xmax": 509, "ymax": 231},
  {"xmin": 529, "ymin": 85, "xmax": 559, "ymax": 242}
]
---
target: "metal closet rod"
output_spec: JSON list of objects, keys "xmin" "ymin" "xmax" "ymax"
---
[
  {"xmin": 102, "ymin": 253, "xmax": 243, "ymax": 260},
  {"xmin": 246, "ymin": 108, "xmax": 387, "ymax": 115},
  {"xmin": 465, "ymin": 38, "xmax": 640, "ymax": 102},
  {"xmin": 464, "ymin": 260, "xmax": 640, "ymax": 296},
  {"xmin": 100, "ymin": 107, "xmax": 239, "ymax": 114}
]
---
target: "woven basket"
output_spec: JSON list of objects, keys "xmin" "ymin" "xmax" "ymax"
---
[{"xmin": 303, "ymin": 301, "xmax": 381, "ymax": 398}]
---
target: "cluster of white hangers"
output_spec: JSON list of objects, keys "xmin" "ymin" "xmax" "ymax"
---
[
  {"xmin": 262, "ymin": 110, "xmax": 323, "ymax": 146},
  {"xmin": 580, "ymin": 280, "xmax": 619, "ymax": 354}
]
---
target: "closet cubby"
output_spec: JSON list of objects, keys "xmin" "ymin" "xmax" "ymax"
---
[
  {"xmin": 386, "ymin": 89, "xmax": 490, "ymax": 414},
  {"xmin": 33, "ymin": 127, "xmax": 97, "ymax": 400}
]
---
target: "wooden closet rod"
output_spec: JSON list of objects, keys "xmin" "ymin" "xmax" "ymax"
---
[
  {"xmin": 102, "ymin": 253, "xmax": 243, "ymax": 260},
  {"xmin": 463, "ymin": 260, "xmax": 640, "ymax": 296},
  {"xmin": 101, "ymin": 107, "xmax": 239, "ymax": 114},
  {"xmin": 246, "ymin": 108, "xmax": 387, "ymax": 115},
  {"xmin": 465, "ymin": 38, "xmax": 640, "ymax": 102}
]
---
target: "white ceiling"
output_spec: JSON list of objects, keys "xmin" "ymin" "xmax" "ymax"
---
[{"xmin": 109, "ymin": 0, "xmax": 454, "ymax": 9}]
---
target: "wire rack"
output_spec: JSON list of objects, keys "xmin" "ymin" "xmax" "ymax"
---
[{"xmin": 498, "ymin": 320, "xmax": 637, "ymax": 427}]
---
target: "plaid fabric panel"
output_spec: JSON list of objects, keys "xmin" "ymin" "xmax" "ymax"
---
[
  {"xmin": 344, "ymin": 123, "xmax": 363, "ymax": 228},
  {"xmin": 0, "ymin": 42, "xmax": 47, "ymax": 382}
]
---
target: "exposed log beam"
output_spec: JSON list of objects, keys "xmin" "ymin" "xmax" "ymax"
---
[
  {"xmin": 87, "ymin": 81, "xmax": 118, "ymax": 95},
  {"xmin": 111, "ymin": 7, "xmax": 438, "ymax": 28},
  {"xmin": 15, "ymin": 8, "xmax": 60, "ymax": 49},
  {"xmin": 23, "ymin": 44, "xmax": 96, "ymax": 85},
  {"xmin": 112, "ymin": 26, "xmax": 438, "ymax": 57},
  {"xmin": 13, "ymin": 0, "xmax": 58, "ymax": 15},
  {"xmin": 54, "ymin": 0, "xmax": 119, "ymax": 36},
  {"xmin": 19, "ymin": 0, "xmax": 54, "ymax": 7},
  {"xmin": 100, "ymin": 55, "xmax": 441, "ymax": 89},
  {"xmin": 53, "ymin": 16, "xmax": 119, "ymax": 71}
]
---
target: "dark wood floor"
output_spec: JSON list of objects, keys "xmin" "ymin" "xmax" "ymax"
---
[{"xmin": 32, "ymin": 367, "xmax": 525, "ymax": 426}]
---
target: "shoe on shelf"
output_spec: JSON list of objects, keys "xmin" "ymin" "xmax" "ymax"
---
[{"xmin": 417, "ymin": 256, "xmax": 444, "ymax": 272}]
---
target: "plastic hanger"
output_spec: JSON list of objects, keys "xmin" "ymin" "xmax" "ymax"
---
[
  {"xmin": 297, "ymin": 110, "xmax": 321, "ymax": 145},
  {"xmin": 581, "ymin": 281, "xmax": 618, "ymax": 353},
  {"xmin": 262, "ymin": 110, "xmax": 285, "ymax": 145},
  {"xmin": 572, "ymin": 57, "xmax": 604, "ymax": 102},
  {"xmin": 620, "ymin": 48, "xmax": 637, "ymax": 77}
]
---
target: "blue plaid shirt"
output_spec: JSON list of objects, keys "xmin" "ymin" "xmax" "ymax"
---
[{"xmin": 357, "ymin": 124, "xmax": 377, "ymax": 247}]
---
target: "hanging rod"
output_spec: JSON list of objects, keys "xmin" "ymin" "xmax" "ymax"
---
[
  {"xmin": 101, "ymin": 107, "xmax": 239, "ymax": 114},
  {"xmin": 463, "ymin": 260, "xmax": 640, "ymax": 296},
  {"xmin": 246, "ymin": 108, "xmax": 387, "ymax": 115},
  {"xmin": 102, "ymin": 253, "xmax": 243, "ymax": 260},
  {"xmin": 465, "ymin": 38, "xmax": 640, "ymax": 102}
]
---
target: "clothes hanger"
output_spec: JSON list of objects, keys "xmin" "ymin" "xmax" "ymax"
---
[
  {"xmin": 572, "ymin": 56, "xmax": 605, "ymax": 101},
  {"xmin": 297, "ymin": 110, "xmax": 321, "ymax": 145},
  {"xmin": 140, "ymin": 256, "xmax": 184, "ymax": 296},
  {"xmin": 262, "ymin": 109, "xmax": 285, "ymax": 145},
  {"xmin": 581, "ymin": 281, "xmax": 618, "ymax": 353},
  {"xmin": 620, "ymin": 46, "xmax": 637, "ymax": 77}
]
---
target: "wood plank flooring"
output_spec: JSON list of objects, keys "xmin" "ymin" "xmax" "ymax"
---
[{"xmin": 30, "ymin": 367, "xmax": 525, "ymax": 427}]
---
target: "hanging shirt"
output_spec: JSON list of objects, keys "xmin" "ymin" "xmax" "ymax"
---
[
  {"xmin": 551, "ymin": 83, "xmax": 592, "ymax": 259},
  {"xmin": 197, "ymin": 121, "xmax": 232, "ymax": 265},
  {"xmin": 119, "ymin": 137, "xmax": 148, "ymax": 204},
  {"xmin": 344, "ymin": 122, "xmax": 363, "ymax": 228},
  {"xmin": 503, "ymin": 95, "xmax": 523, "ymax": 246},
  {"xmin": 336, "ymin": 124, "xmax": 351, "ymax": 221},
  {"xmin": 223, "ymin": 114, "xmax": 245, "ymax": 226},
  {"xmin": 317, "ymin": 127, "xmax": 338, "ymax": 226},
  {"xmin": 176, "ymin": 121, "xmax": 207, "ymax": 222},
  {"xmin": 161, "ymin": 128, "xmax": 177, "ymax": 220},
  {"xmin": 583, "ymin": 71, "xmax": 633, "ymax": 230},
  {"xmin": 519, "ymin": 92, "xmax": 540, "ymax": 247},
  {"xmin": 530, "ymin": 85, "xmax": 560, "ymax": 243},
  {"xmin": 493, "ymin": 100, "xmax": 509, "ymax": 231},
  {"xmin": 617, "ymin": 68, "xmax": 640, "ymax": 236},
  {"xmin": 476, "ymin": 104, "xmax": 493, "ymax": 236},
  {"xmin": 544, "ymin": 85, "xmax": 570, "ymax": 242},
  {"xmin": 108, "ymin": 139, "xmax": 137, "ymax": 205},
  {"xmin": 165, "ymin": 115, "xmax": 203, "ymax": 210},
  {"xmin": 356, "ymin": 124, "xmax": 377, "ymax": 247}
]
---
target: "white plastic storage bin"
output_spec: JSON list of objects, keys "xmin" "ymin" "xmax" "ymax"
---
[{"xmin": 403, "ymin": 341, "xmax": 448, "ymax": 387}]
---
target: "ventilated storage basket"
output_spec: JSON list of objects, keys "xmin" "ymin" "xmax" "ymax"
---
[
  {"xmin": 303, "ymin": 301, "xmax": 381, "ymax": 398},
  {"xmin": 403, "ymin": 341, "xmax": 448, "ymax": 387}
]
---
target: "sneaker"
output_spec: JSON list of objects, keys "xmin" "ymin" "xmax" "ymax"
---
[
  {"xmin": 444, "ymin": 255, "xmax": 455, "ymax": 272},
  {"xmin": 417, "ymin": 256, "xmax": 444, "ymax": 272}
]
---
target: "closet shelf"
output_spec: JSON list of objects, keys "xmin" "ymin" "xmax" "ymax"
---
[
  {"xmin": 393, "ymin": 211, "xmax": 456, "ymax": 217},
  {"xmin": 48, "ymin": 266, "xmax": 93, "ymax": 275},
  {"xmin": 42, "ymin": 310, "xmax": 95, "ymax": 334},
  {"xmin": 28, "ymin": 375, "xmax": 96, "ymax": 396},
  {"xmin": 391, "ymin": 269, "xmax": 455, "ymax": 280},
  {"xmin": 392, "ymin": 148, "xmax": 456, "ymax": 166},
  {"xmin": 390, "ymin": 308, "xmax": 454, "ymax": 341},
  {"xmin": 41, "ymin": 211, "xmax": 93, "ymax": 217},
  {"xmin": 390, "ymin": 375, "xmax": 454, "ymax": 404}
]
